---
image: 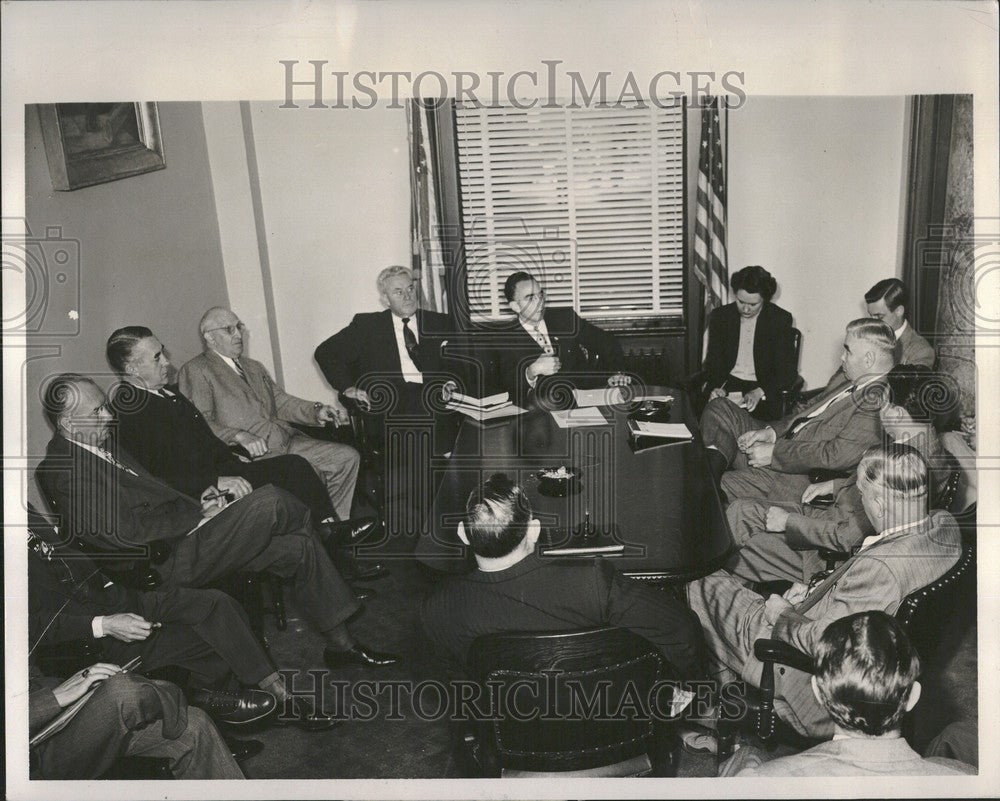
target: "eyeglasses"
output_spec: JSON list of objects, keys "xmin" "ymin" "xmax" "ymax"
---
[
  {"xmin": 205, "ymin": 322, "xmax": 247, "ymax": 336},
  {"xmin": 388, "ymin": 285, "xmax": 418, "ymax": 298}
]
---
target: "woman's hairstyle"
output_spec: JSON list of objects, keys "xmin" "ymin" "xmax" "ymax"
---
[
  {"xmin": 857, "ymin": 442, "xmax": 929, "ymax": 499},
  {"xmin": 106, "ymin": 326, "xmax": 153, "ymax": 373},
  {"xmin": 463, "ymin": 473, "xmax": 532, "ymax": 558},
  {"xmin": 814, "ymin": 611, "xmax": 921, "ymax": 737},
  {"xmin": 730, "ymin": 265, "xmax": 777, "ymax": 301}
]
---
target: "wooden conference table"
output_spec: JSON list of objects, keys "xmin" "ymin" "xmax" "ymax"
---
[{"xmin": 414, "ymin": 387, "xmax": 735, "ymax": 581}]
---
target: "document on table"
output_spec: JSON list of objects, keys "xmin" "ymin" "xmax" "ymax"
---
[
  {"xmin": 572, "ymin": 387, "xmax": 625, "ymax": 407},
  {"xmin": 572, "ymin": 388, "xmax": 675, "ymax": 407},
  {"xmin": 628, "ymin": 420, "xmax": 693, "ymax": 440},
  {"xmin": 551, "ymin": 407, "xmax": 612, "ymax": 427}
]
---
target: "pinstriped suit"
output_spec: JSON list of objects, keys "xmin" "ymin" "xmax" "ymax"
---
[
  {"xmin": 178, "ymin": 350, "xmax": 359, "ymax": 519},
  {"xmin": 701, "ymin": 374, "xmax": 883, "ymax": 505},
  {"xmin": 687, "ymin": 511, "xmax": 962, "ymax": 738},
  {"xmin": 36, "ymin": 433, "xmax": 360, "ymax": 635}
]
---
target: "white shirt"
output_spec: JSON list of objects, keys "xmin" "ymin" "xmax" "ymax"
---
[
  {"xmin": 789, "ymin": 374, "xmax": 883, "ymax": 436},
  {"xmin": 731, "ymin": 314, "xmax": 759, "ymax": 382},
  {"xmin": 895, "ymin": 319, "xmax": 908, "ymax": 340},
  {"xmin": 73, "ymin": 440, "xmax": 138, "ymax": 476},
  {"xmin": 859, "ymin": 516, "xmax": 929, "ymax": 552},
  {"xmin": 215, "ymin": 353, "xmax": 245, "ymax": 378},
  {"xmin": 391, "ymin": 312, "xmax": 423, "ymax": 384},
  {"xmin": 521, "ymin": 317, "xmax": 553, "ymax": 387}
]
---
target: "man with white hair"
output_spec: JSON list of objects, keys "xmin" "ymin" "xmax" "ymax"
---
[
  {"xmin": 314, "ymin": 265, "xmax": 464, "ymax": 455},
  {"xmin": 684, "ymin": 443, "xmax": 962, "ymax": 745},
  {"xmin": 178, "ymin": 308, "xmax": 384, "ymax": 579},
  {"xmin": 700, "ymin": 318, "xmax": 897, "ymax": 505}
]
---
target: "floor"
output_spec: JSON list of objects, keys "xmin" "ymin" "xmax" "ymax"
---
[{"xmin": 228, "ymin": 540, "xmax": 978, "ymax": 781}]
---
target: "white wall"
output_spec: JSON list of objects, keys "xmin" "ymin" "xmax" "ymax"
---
[
  {"xmin": 727, "ymin": 96, "xmax": 908, "ymax": 388},
  {"xmin": 248, "ymin": 104, "xmax": 411, "ymax": 400}
]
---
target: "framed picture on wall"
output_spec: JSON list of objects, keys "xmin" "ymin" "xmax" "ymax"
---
[{"xmin": 36, "ymin": 102, "xmax": 166, "ymax": 190}]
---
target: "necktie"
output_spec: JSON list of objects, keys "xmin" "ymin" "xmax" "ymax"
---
[
  {"xmin": 97, "ymin": 447, "xmax": 138, "ymax": 476},
  {"xmin": 234, "ymin": 359, "xmax": 250, "ymax": 384},
  {"xmin": 532, "ymin": 324, "xmax": 554, "ymax": 355},
  {"xmin": 401, "ymin": 317, "xmax": 423, "ymax": 371},
  {"xmin": 784, "ymin": 387, "xmax": 852, "ymax": 439}
]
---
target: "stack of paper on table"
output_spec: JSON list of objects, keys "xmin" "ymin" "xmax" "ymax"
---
[
  {"xmin": 627, "ymin": 419, "xmax": 693, "ymax": 440},
  {"xmin": 550, "ymin": 407, "xmax": 612, "ymax": 427},
  {"xmin": 447, "ymin": 391, "xmax": 526, "ymax": 421},
  {"xmin": 572, "ymin": 388, "xmax": 676, "ymax": 407}
]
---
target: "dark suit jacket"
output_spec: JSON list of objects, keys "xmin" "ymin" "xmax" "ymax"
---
[
  {"xmin": 702, "ymin": 301, "xmax": 796, "ymax": 398},
  {"xmin": 110, "ymin": 383, "xmax": 242, "ymax": 499},
  {"xmin": 420, "ymin": 553, "xmax": 702, "ymax": 677},
  {"xmin": 494, "ymin": 307, "xmax": 626, "ymax": 405},
  {"xmin": 315, "ymin": 308, "xmax": 465, "ymax": 394},
  {"xmin": 37, "ymin": 433, "xmax": 204, "ymax": 557}
]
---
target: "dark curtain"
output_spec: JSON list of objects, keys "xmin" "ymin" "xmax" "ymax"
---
[{"xmin": 901, "ymin": 95, "xmax": 976, "ymax": 444}]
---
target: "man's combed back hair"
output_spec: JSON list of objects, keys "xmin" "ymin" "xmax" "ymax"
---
[
  {"xmin": 815, "ymin": 611, "xmax": 921, "ymax": 737},
  {"xmin": 864, "ymin": 277, "xmax": 906, "ymax": 311},
  {"xmin": 377, "ymin": 265, "xmax": 414, "ymax": 296},
  {"xmin": 858, "ymin": 442, "xmax": 929, "ymax": 499},
  {"xmin": 42, "ymin": 372, "xmax": 95, "ymax": 427},
  {"xmin": 846, "ymin": 317, "xmax": 896, "ymax": 359},
  {"xmin": 106, "ymin": 326, "xmax": 153, "ymax": 373},
  {"xmin": 464, "ymin": 473, "xmax": 532, "ymax": 558},
  {"xmin": 730, "ymin": 265, "xmax": 777, "ymax": 301},
  {"xmin": 503, "ymin": 271, "xmax": 536, "ymax": 303}
]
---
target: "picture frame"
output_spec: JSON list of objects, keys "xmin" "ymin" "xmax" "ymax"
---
[{"xmin": 36, "ymin": 102, "xmax": 166, "ymax": 190}]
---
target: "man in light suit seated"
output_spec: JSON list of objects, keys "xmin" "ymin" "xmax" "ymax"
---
[
  {"xmin": 720, "ymin": 610, "xmax": 974, "ymax": 776},
  {"xmin": 178, "ymin": 308, "xmax": 362, "ymax": 529},
  {"xmin": 727, "ymin": 364, "xmax": 955, "ymax": 586},
  {"xmin": 686, "ymin": 443, "xmax": 962, "ymax": 743},
  {"xmin": 700, "ymin": 318, "xmax": 897, "ymax": 506}
]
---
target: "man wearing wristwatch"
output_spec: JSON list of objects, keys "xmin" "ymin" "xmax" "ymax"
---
[{"xmin": 178, "ymin": 307, "xmax": 363, "ymax": 529}]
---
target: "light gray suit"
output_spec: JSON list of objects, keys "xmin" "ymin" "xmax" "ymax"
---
[
  {"xmin": 701, "ymin": 375, "xmax": 883, "ymax": 505},
  {"xmin": 178, "ymin": 350, "xmax": 359, "ymax": 519},
  {"xmin": 724, "ymin": 736, "xmax": 974, "ymax": 776},
  {"xmin": 687, "ymin": 511, "xmax": 962, "ymax": 738}
]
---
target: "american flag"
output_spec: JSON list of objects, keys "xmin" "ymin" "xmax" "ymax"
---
[{"xmin": 693, "ymin": 98, "xmax": 729, "ymax": 313}]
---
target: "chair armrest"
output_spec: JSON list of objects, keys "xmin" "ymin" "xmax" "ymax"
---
[
  {"xmin": 778, "ymin": 376, "xmax": 805, "ymax": 416},
  {"xmin": 752, "ymin": 638, "xmax": 815, "ymax": 742},
  {"xmin": 753, "ymin": 638, "xmax": 815, "ymax": 674}
]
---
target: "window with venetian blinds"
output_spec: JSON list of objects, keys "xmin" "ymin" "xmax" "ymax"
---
[{"xmin": 454, "ymin": 101, "xmax": 685, "ymax": 326}]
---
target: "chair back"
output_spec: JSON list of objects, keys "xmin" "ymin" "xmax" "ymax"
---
[
  {"xmin": 895, "ymin": 524, "xmax": 975, "ymax": 663},
  {"xmin": 789, "ymin": 327, "xmax": 802, "ymax": 370},
  {"xmin": 466, "ymin": 627, "xmax": 665, "ymax": 775}
]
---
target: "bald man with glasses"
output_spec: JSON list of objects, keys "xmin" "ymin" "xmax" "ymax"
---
[{"xmin": 178, "ymin": 308, "xmax": 378, "ymax": 576}]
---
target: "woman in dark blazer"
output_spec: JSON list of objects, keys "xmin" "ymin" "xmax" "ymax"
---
[{"xmin": 701, "ymin": 265, "xmax": 796, "ymax": 421}]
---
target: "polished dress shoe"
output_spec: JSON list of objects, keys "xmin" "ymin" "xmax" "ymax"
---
[
  {"xmin": 323, "ymin": 516, "xmax": 379, "ymax": 546},
  {"xmin": 190, "ymin": 687, "xmax": 276, "ymax": 725},
  {"xmin": 324, "ymin": 643, "xmax": 399, "ymax": 669},
  {"xmin": 272, "ymin": 697, "xmax": 342, "ymax": 731},
  {"xmin": 353, "ymin": 586, "xmax": 377, "ymax": 602},
  {"xmin": 345, "ymin": 558, "xmax": 390, "ymax": 581},
  {"xmin": 225, "ymin": 737, "xmax": 264, "ymax": 762}
]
